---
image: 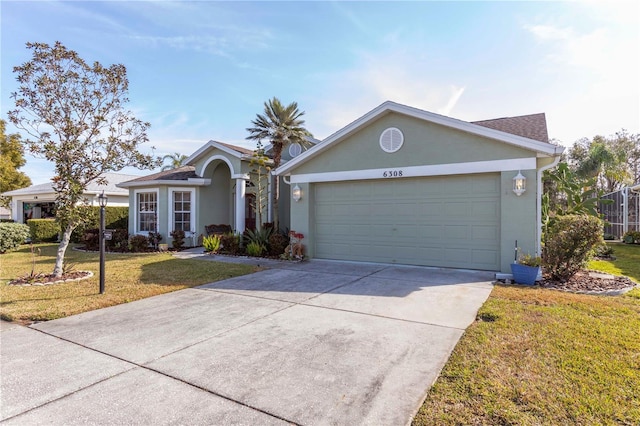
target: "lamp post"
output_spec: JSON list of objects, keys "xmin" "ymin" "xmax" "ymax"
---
[{"xmin": 98, "ymin": 191, "xmax": 108, "ymax": 294}]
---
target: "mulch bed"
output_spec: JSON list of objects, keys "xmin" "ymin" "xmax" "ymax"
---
[
  {"xmin": 8, "ymin": 271, "xmax": 93, "ymax": 286},
  {"xmin": 539, "ymin": 270, "xmax": 637, "ymax": 295}
]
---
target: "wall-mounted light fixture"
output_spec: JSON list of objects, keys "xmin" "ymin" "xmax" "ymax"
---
[
  {"xmin": 292, "ymin": 184, "xmax": 302, "ymax": 202},
  {"xmin": 513, "ymin": 171, "xmax": 526, "ymax": 196}
]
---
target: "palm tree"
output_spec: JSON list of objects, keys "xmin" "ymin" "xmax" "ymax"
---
[
  {"xmin": 574, "ymin": 137, "xmax": 631, "ymax": 193},
  {"xmin": 246, "ymin": 97, "xmax": 312, "ymax": 229},
  {"xmin": 161, "ymin": 152, "xmax": 189, "ymax": 171}
]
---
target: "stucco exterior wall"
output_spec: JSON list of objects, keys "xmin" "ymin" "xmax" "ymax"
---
[
  {"xmin": 499, "ymin": 169, "xmax": 537, "ymax": 272},
  {"xmin": 294, "ymin": 112, "xmax": 535, "ymax": 175}
]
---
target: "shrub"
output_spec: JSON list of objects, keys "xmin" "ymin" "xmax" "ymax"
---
[
  {"xmin": 129, "ymin": 234, "xmax": 150, "ymax": 252},
  {"xmin": 268, "ymin": 233, "xmax": 289, "ymax": 257},
  {"xmin": 0, "ymin": 222, "xmax": 30, "ymax": 253},
  {"xmin": 107, "ymin": 228, "xmax": 129, "ymax": 251},
  {"xmin": 594, "ymin": 244, "xmax": 615, "ymax": 259},
  {"xmin": 246, "ymin": 241, "xmax": 265, "ymax": 257},
  {"xmin": 220, "ymin": 232, "xmax": 242, "ymax": 255},
  {"xmin": 82, "ymin": 228, "xmax": 128, "ymax": 251},
  {"xmin": 27, "ymin": 219, "xmax": 60, "ymax": 242},
  {"xmin": 622, "ymin": 230, "xmax": 640, "ymax": 244},
  {"xmin": 71, "ymin": 206, "xmax": 128, "ymax": 242},
  {"xmin": 203, "ymin": 234, "xmax": 222, "ymax": 253},
  {"xmin": 517, "ymin": 252, "xmax": 541, "ymax": 267},
  {"xmin": 148, "ymin": 232, "xmax": 162, "ymax": 250},
  {"xmin": 542, "ymin": 214, "xmax": 604, "ymax": 282},
  {"xmin": 82, "ymin": 228, "xmax": 100, "ymax": 251},
  {"xmin": 170, "ymin": 229, "xmax": 185, "ymax": 250},
  {"xmin": 244, "ymin": 227, "xmax": 273, "ymax": 251}
]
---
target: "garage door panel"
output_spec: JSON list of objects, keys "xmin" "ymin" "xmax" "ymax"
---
[
  {"xmin": 472, "ymin": 225, "xmax": 499, "ymax": 242},
  {"xmin": 419, "ymin": 225, "xmax": 443, "ymax": 239},
  {"xmin": 444, "ymin": 225, "xmax": 469, "ymax": 239},
  {"xmin": 313, "ymin": 174, "xmax": 500, "ymax": 270},
  {"xmin": 472, "ymin": 201, "xmax": 499, "ymax": 216},
  {"xmin": 444, "ymin": 202, "xmax": 471, "ymax": 216}
]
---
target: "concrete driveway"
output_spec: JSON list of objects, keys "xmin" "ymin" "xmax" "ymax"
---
[{"xmin": 1, "ymin": 259, "xmax": 493, "ymax": 425}]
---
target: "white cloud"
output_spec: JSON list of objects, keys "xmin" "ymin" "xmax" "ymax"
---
[
  {"xmin": 307, "ymin": 48, "xmax": 468, "ymax": 138},
  {"xmin": 525, "ymin": 19, "xmax": 639, "ymax": 144}
]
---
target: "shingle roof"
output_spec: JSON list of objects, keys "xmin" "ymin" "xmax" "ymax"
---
[
  {"xmin": 217, "ymin": 142, "xmax": 255, "ymax": 156},
  {"xmin": 472, "ymin": 113, "xmax": 549, "ymax": 143},
  {"xmin": 122, "ymin": 166, "xmax": 198, "ymax": 183},
  {"xmin": 1, "ymin": 172, "xmax": 140, "ymax": 196}
]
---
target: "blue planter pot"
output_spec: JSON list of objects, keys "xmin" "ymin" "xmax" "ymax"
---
[{"xmin": 510, "ymin": 263, "xmax": 540, "ymax": 286}]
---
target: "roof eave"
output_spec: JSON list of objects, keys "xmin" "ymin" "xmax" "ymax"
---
[
  {"xmin": 117, "ymin": 178, "xmax": 211, "ymax": 189},
  {"xmin": 276, "ymin": 101, "xmax": 563, "ymax": 176}
]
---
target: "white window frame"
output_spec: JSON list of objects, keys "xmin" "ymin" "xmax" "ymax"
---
[
  {"xmin": 168, "ymin": 187, "xmax": 196, "ymax": 236},
  {"xmin": 134, "ymin": 189, "xmax": 159, "ymax": 234}
]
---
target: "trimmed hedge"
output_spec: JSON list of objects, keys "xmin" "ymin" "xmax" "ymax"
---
[
  {"xmin": 0, "ymin": 222, "xmax": 30, "ymax": 253},
  {"xmin": 72, "ymin": 206, "xmax": 129, "ymax": 242},
  {"xmin": 27, "ymin": 219, "xmax": 60, "ymax": 242}
]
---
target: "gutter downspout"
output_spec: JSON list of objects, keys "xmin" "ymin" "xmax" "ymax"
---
[{"xmin": 536, "ymin": 151, "xmax": 563, "ymax": 255}]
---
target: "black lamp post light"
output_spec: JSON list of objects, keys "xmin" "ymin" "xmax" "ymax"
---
[{"xmin": 98, "ymin": 191, "xmax": 108, "ymax": 294}]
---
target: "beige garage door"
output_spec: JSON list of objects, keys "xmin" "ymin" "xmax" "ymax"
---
[{"xmin": 313, "ymin": 173, "xmax": 500, "ymax": 270}]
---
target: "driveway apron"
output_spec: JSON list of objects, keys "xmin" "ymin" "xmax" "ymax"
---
[{"xmin": 1, "ymin": 259, "xmax": 493, "ymax": 425}]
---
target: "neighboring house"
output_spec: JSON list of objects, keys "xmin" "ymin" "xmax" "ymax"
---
[
  {"xmin": 120, "ymin": 101, "xmax": 563, "ymax": 273},
  {"xmin": 1, "ymin": 173, "xmax": 138, "ymax": 223},
  {"xmin": 0, "ymin": 206, "xmax": 11, "ymax": 221}
]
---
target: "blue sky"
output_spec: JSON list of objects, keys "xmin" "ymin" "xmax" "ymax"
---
[{"xmin": 2, "ymin": 1, "xmax": 639, "ymax": 184}]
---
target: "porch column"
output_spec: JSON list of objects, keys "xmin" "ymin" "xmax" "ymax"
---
[{"xmin": 235, "ymin": 177, "xmax": 246, "ymax": 233}]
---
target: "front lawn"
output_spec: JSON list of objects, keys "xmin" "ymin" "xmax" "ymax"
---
[
  {"xmin": 414, "ymin": 243, "xmax": 640, "ymax": 425},
  {"xmin": 589, "ymin": 242, "xmax": 640, "ymax": 285},
  {"xmin": 0, "ymin": 244, "xmax": 255, "ymax": 323}
]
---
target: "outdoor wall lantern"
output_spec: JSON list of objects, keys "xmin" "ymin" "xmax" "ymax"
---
[
  {"xmin": 292, "ymin": 184, "xmax": 302, "ymax": 202},
  {"xmin": 98, "ymin": 191, "xmax": 108, "ymax": 294},
  {"xmin": 513, "ymin": 171, "xmax": 526, "ymax": 196}
]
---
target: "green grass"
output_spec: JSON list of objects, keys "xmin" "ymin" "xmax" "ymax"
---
[
  {"xmin": 0, "ymin": 243, "xmax": 255, "ymax": 323},
  {"xmin": 414, "ymin": 243, "xmax": 640, "ymax": 425},
  {"xmin": 589, "ymin": 242, "xmax": 640, "ymax": 285}
]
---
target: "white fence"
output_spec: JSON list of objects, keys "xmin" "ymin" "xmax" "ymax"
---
[{"xmin": 600, "ymin": 185, "xmax": 640, "ymax": 238}]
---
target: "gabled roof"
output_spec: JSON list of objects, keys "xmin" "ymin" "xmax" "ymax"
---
[
  {"xmin": 117, "ymin": 166, "xmax": 211, "ymax": 188},
  {"xmin": 473, "ymin": 113, "xmax": 549, "ymax": 143},
  {"xmin": 185, "ymin": 140, "xmax": 254, "ymax": 165},
  {"xmin": 276, "ymin": 101, "xmax": 564, "ymax": 176},
  {"xmin": 1, "ymin": 172, "xmax": 139, "ymax": 197}
]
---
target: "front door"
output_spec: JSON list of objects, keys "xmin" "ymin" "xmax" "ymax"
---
[{"xmin": 245, "ymin": 194, "xmax": 256, "ymax": 230}]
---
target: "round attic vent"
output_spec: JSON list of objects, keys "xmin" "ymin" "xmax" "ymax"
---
[
  {"xmin": 289, "ymin": 142, "xmax": 302, "ymax": 157},
  {"xmin": 379, "ymin": 127, "xmax": 404, "ymax": 153}
]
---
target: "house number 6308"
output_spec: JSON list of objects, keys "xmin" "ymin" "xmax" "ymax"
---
[{"xmin": 383, "ymin": 170, "xmax": 403, "ymax": 178}]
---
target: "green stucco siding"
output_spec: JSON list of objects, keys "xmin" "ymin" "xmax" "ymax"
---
[{"xmin": 294, "ymin": 112, "xmax": 534, "ymax": 175}]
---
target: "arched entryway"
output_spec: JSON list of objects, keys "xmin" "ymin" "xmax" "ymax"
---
[{"xmin": 200, "ymin": 160, "xmax": 233, "ymax": 232}]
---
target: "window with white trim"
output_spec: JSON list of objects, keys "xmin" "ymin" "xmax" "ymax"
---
[
  {"xmin": 172, "ymin": 191, "xmax": 191, "ymax": 232},
  {"xmin": 137, "ymin": 192, "xmax": 157, "ymax": 232}
]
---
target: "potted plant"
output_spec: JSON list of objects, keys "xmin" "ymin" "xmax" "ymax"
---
[{"xmin": 510, "ymin": 252, "xmax": 541, "ymax": 285}]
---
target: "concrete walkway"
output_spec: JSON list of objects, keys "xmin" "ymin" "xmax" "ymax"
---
[{"xmin": 1, "ymin": 256, "xmax": 493, "ymax": 425}]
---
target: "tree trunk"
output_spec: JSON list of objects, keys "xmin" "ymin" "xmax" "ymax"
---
[
  {"xmin": 52, "ymin": 223, "xmax": 74, "ymax": 277},
  {"xmin": 273, "ymin": 174, "xmax": 279, "ymax": 231}
]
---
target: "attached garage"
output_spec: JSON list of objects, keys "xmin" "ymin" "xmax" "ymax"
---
[
  {"xmin": 313, "ymin": 174, "xmax": 500, "ymax": 270},
  {"xmin": 277, "ymin": 101, "xmax": 564, "ymax": 273}
]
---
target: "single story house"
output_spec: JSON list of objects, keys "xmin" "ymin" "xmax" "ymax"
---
[
  {"xmin": 119, "ymin": 101, "xmax": 564, "ymax": 273},
  {"xmin": 1, "ymin": 172, "xmax": 137, "ymax": 223}
]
